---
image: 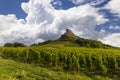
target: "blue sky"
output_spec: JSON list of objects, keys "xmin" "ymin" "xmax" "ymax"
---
[
  {"xmin": 52, "ymin": 0, "xmax": 120, "ymax": 33},
  {"xmin": 0, "ymin": 0, "xmax": 29, "ymax": 19},
  {"xmin": 0, "ymin": 0, "xmax": 120, "ymax": 47},
  {"xmin": 0, "ymin": 0, "xmax": 119, "ymax": 33}
]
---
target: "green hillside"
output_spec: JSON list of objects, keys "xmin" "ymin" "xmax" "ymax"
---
[
  {"xmin": 37, "ymin": 40, "xmax": 80, "ymax": 47},
  {"xmin": 0, "ymin": 47, "xmax": 120, "ymax": 80},
  {"xmin": 36, "ymin": 38, "xmax": 114, "ymax": 48},
  {"xmin": 32, "ymin": 29, "xmax": 116, "ymax": 49},
  {"xmin": 0, "ymin": 58, "xmax": 92, "ymax": 80},
  {"xmin": 0, "ymin": 29, "xmax": 119, "ymax": 80}
]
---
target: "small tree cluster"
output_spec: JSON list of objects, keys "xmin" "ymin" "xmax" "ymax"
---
[{"xmin": 4, "ymin": 42, "xmax": 26, "ymax": 47}]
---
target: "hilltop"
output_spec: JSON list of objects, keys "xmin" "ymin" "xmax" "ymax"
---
[
  {"xmin": 35, "ymin": 29, "xmax": 114, "ymax": 48},
  {"xmin": 3, "ymin": 29, "xmax": 116, "ymax": 48},
  {"xmin": 59, "ymin": 29, "xmax": 79, "ymax": 41},
  {"xmin": 1, "ymin": 30, "xmax": 120, "ymax": 80}
]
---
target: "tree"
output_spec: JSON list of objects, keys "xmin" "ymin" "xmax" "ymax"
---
[
  {"xmin": 4, "ymin": 42, "xmax": 26, "ymax": 47},
  {"xmin": 4, "ymin": 43, "xmax": 13, "ymax": 47}
]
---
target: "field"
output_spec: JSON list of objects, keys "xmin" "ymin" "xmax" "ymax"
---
[
  {"xmin": 0, "ymin": 46, "xmax": 120, "ymax": 80},
  {"xmin": 0, "ymin": 58, "xmax": 93, "ymax": 80}
]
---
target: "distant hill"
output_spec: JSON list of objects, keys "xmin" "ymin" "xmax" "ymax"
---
[
  {"xmin": 34, "ymin": 29, "xmax": 116, "ymax": 48},
  {"xmin": 59, "ymin": 29, "xmax": 79, "ymax": 41}
]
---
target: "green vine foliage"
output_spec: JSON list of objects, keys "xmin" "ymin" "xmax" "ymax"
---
[{"xmin": 0, "ymin": 47, "xmax": 120, "ymax": 75}]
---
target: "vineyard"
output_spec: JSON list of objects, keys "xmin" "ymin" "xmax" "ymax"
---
[{"xmin": 0, "ymin": 46, "xmax": 120, "ymax": 78}]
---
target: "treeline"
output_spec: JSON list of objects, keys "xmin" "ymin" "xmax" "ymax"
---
[
  {"xmin": 75, "ymin": 38, "xmax": 112, "ymax": 48},
  {"xmin": 0, "ymin": 47, "xmax": 120, "ymax": 76},
  {"xmin": 4, "ymin": 42, "xmax": 26, "ymax": 47}
]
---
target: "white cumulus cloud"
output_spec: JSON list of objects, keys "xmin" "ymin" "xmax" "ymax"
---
[
  {"xmin": 105, "ymin": 0, "xmax": 120, "ymax": 17},
  {"xmin": 0, "ymin": 0, "xmax": 110, "ymax": 46},
  {"xmin": 101, "ymin": 33, "xmax": 120, "ymax": 47}
]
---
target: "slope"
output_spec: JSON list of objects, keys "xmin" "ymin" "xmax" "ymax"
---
[
  {"xmin": 0, "ymin": 47, "xmax": 119, "ymax": 80},
  {"xmin": 35, "ymin": 29, "xmax": 115, "ymax": 48},
  {"xmin": 0, "ymin": 57, "xmax": 91, "ymax": 80}
]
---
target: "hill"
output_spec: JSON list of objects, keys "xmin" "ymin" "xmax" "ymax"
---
[
  {"xmin": 0, "ymin": 57, "xmax": 91, "ymax": 80},
  {"xmin": 0, "ymin": 47, "xmax": 120, "ymax": 80},
  {"xmin": 59, "ymin": 29, "xmax": 79, "ymax": 41},
  {"xmin": 1, "ymin": 29, "xmax": 119, "ymax": 80},
  {"xmin": 35, "ymin": 29, "xmax": 115, "ymax": 48}
]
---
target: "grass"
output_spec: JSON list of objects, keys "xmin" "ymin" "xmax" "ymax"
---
[
  {"xmin": 0, "ymin": 57, "xmax": 92, "ymax": 80},
  {"xmin": 0, "ymin": 45, "xmax": 120, "ymax": 80},
  {"xmin": 38, "ymin": 41, "xmax": 80, "ymax": 47},
  {"xmin": 0, "ymin": 57, "xmax": 118, "ymax": 80}
]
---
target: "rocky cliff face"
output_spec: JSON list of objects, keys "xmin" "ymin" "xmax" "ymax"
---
[{"xmin": 59, "ymin": 29, "xmax": 78, "ymax": 41}]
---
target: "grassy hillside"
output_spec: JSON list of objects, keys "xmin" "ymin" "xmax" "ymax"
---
[
  {"xmin": 0, "ymin": 29, "xmax": 119, "ymax": 80},
  {"xmin": 0, "ymin": 52, "xmax": 118, "ymax": 80},
  {"xmin": 37, "ymin": 40, "xmax": 80, "ymax": 47},
  {"xmin": 0, "ymin": 58, "xmax": 92, "ymax": 80},
  {"xmin": 33, "ymin": 37, "xmax": 116, "ymax": 49},
  {"xmin": 0, "ymin": 46, "xmax": 120, "ymax": 80},
  {"xmin": 36, "ymin": 28, "xmax": 116, "ymax": 49},
  {"xmin": 5, "ymin": 29, "xmax": 116, "ymax": 49}
]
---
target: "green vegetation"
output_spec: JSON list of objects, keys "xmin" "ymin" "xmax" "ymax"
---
[
  {"xmin": 4, "ymin": 42, "xmax": 26, "ymax": 47},
  {"xmin": 75, "ymin": 38, "xmax": 114, "ymax": 48},
  {"xmin": 0, "ymin": 46, "xmax": 120, "ymax": 80},
  {"xmin": 37, "ymin": 40, "xmax": 80, "ymax": 47},
  {"xmin": 32, "ymin": 38, "xmax": 115, "ymax": 49},
  {"xmin": 32, "ymin": 28, "xmax": 115, "ymax": 48},
  {"xmin": 0, "ymin": 57, "xmax": 92, "ymax": 80},
  {"xmin": 0, "ymin": 29, "xmax": 119, "ymax": 80}
]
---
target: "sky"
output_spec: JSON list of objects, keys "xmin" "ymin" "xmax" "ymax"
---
[{"xmin": 0, "ymin": 0, "xmax": 120, "ymax": 47}]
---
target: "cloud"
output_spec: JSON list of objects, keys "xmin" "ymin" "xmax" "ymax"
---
[
  {"xmin": 90, "ymin": 0, "xmax": 105, "ymax": 6},
  {"xmin": 0, "ymin": 0, "xmax": 108, "ymax": 46},
  {"xmin": 0, "ymin": 14, "xmax": 41, "ymax": 45},
  {"xmin": 52, "ymin": 0, "xmax": 62, "ymax": 7},
  {"xmin": 69, "ymin": 0, "xmax": 84, "ymax": 5},
  {"xmin": 105, "ymin": 0, "xmax": 120, "ymax": 17},
  {"xmin": 109, "ymin": 26, "xmax": 120, "ymax": 30},
  {"xmin": 101, "ymin": 33, "xmax": 120, "ymax": 47},
  {"xmin": 70, "ymin": 0, "xmax": 105, "ymax": 6},
  {"xmin": 22, "ymin": 0, "xmax": 107, "ymax": 39}
]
